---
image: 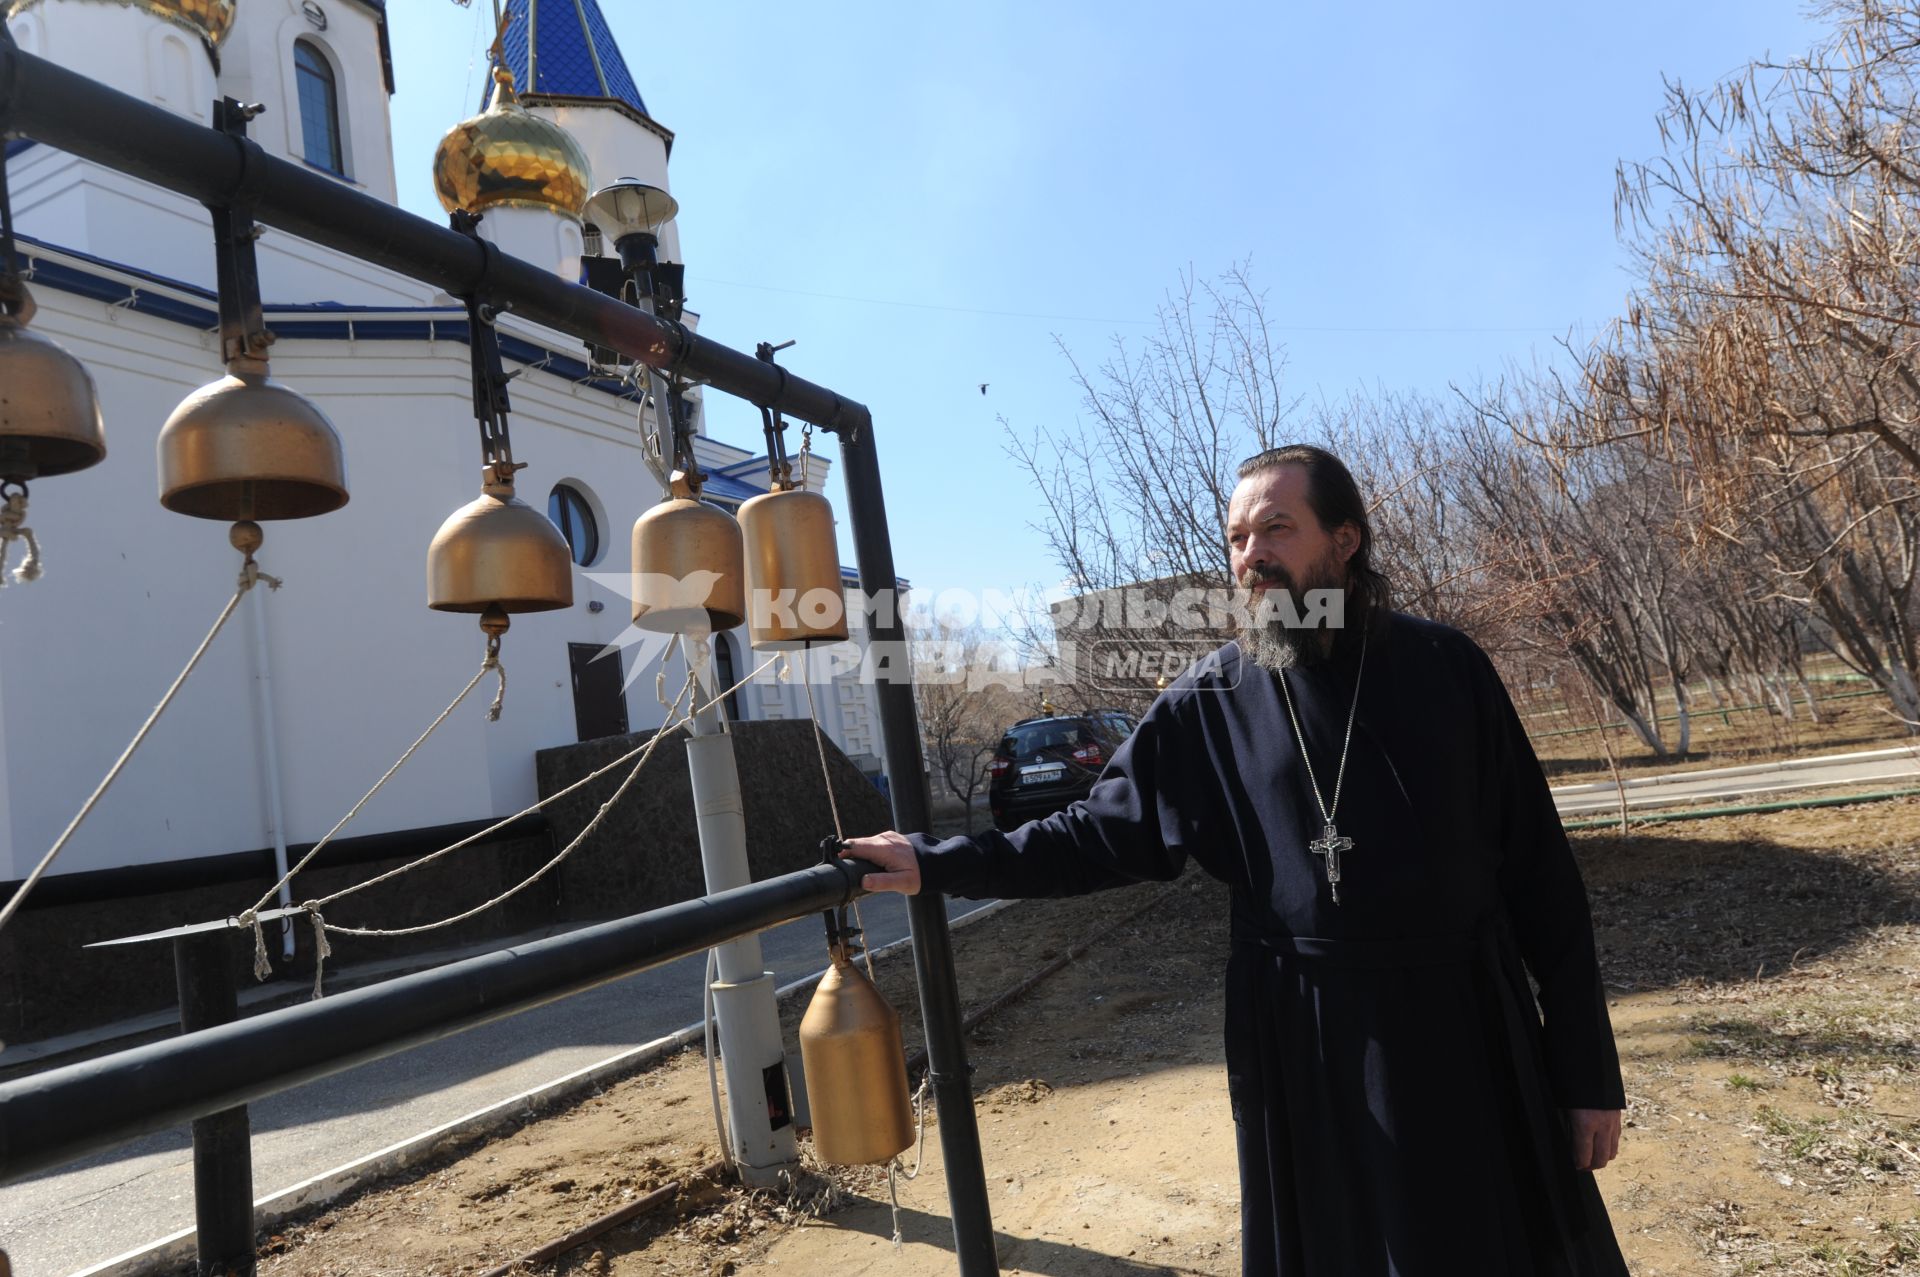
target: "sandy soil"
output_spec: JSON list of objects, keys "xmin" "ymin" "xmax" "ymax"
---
[{"xmin": 255, "ymin": 796, "xmax": 1920, "ymax": 1277}]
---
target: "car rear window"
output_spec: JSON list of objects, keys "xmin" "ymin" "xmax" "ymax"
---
[{"xmin": 1001, "ymin": 721, "xmax": 1085, "ymax": 755}]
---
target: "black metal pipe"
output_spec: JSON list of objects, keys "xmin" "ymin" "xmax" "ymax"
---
[
  {"xmin": 173, "ymin": 930, "xmax": 256, "ymax": 1277},
  {"xmin": 838, "ymin": 426, "xmax": 1000, "ymax": 1274},
  {"xmin": 0, "ymin": 861, "xmax": 868, "ymax": 1184},
  {"xmin": 0, "ymin": 34, "xmax": 867, "ymax": 435}
]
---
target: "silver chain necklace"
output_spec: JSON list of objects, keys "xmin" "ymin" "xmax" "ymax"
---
[{"xmin": 1275, "ymin": 626, "xmax": 1369, "ymax": 904}]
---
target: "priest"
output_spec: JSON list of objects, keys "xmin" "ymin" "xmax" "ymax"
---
[{"xmin": 846, "ymin": 444, "xmax": 1630, "ymax": 1275}]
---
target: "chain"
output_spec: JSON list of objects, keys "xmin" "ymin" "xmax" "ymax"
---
[{"xmin": 1274, "ymin": 626, "xmax": 1369, "ymax": 827}]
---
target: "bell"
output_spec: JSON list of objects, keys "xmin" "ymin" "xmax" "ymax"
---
[
  {"xmin": 0, "ymin": 284, "xmax": 106, "ymax": 483},
  {"xmin": 739, "ymin": 487, "xmax": 848, "ymax": 649},
  {"xmin": 631, "ymin": 492, "xmax": 746, "ymax": 633},
  {"xmin": 427, "ymin": 484, "xmax": 573, "ymax": 612},
  {"xmin": 798, "ymin": 949, "xmax": 915, "ymax": 1166},
  {"xmin": 157, "ymin": 370, "xmax": 348, "ymax": 520}
]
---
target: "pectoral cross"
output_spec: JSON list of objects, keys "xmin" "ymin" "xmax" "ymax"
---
[{"xmin": 1310, "ymin": 822, "xmax": 1355, "ymax": 905}]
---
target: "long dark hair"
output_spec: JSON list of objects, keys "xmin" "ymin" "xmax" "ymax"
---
[{"xmin": 1235, "ymin": 444, "xmax": 1394, "ymax": 624}]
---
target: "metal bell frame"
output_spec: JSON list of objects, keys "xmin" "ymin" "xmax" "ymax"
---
[
  {"xmin": 425, "ymin": 210, "xmax": 573, "ymax": 658},
  {"xmin": 156, "ymin": 98, "xmax": 349, "ymax": 528}
]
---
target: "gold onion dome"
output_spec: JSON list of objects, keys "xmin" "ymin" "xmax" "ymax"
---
[
  {"xmin": 432, "ymin": 67, "xmax": 591, "ymax": 218},
  {"xmin": 1, "ymin": 0, "xmax": 235, "ymax": 48}
]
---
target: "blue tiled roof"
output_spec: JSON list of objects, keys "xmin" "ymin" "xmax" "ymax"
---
[{"xmin": 494, "ymin": 0, "xmax": 648, "ymax": 120}]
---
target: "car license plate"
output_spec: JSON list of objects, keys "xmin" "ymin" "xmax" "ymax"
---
[{"xmin": 1020, "ymin": 766, "xmax": 1064, "ymax": 786}]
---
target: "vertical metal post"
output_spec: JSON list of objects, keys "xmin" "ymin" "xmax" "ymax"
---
[
  {"xmin": 684, "ymin": 635, "xmax": 800, "ymax": 1183},
  {"xmin": 172, "ymin": 930, "xmax": 255, "ymax": 1277},
  {"xmin": 836, "ymin": 419, "xmax": 999, "ymax": 1275}
]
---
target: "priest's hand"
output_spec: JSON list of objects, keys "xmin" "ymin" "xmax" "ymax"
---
[
  {"xmin": 1567, "ymin": 1108, "xmax": 1621, "ymax": 1171},
  {"xmin": 841, "ymin": 832, "xmax": 922, "ymax": 896}
]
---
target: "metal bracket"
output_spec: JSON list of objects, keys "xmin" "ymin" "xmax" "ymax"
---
[{"xmin": 208, "ymin": 99, "xmax": 273, "ymax": 370}]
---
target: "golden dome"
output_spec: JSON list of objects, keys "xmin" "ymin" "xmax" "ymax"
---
[
  {"xmin": 432, "ymin": 69, "xmax": 591, "ymax": 219},
  {"xmin": 2, "ymin": 0, "xmax": 235, "ymax": 48}
]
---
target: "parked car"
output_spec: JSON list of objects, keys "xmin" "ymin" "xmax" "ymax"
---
[{"xmin": 987, "ymin": 709, "xmax": 1137, "ymax": 831}]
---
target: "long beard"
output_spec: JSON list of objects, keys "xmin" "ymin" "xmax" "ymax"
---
[{"xmin": 1238, "ymin": 555, "xmax": 1348, "ymax": 672}]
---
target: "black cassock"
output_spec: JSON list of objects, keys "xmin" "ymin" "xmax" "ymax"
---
[{"xmin": 911, "ymin": 612, "xmax": 1630, "ymax": 1276}]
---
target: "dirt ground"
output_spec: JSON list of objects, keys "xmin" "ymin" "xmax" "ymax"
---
[{"xmin": 255, "ymin": 796, "xmax": 1920, "ymax": 1277}]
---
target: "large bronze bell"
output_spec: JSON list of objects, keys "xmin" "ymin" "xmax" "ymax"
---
[
  {"xmin": 798, "ymin": 946, "xmax": 915, "ymax": 1166},
  {"xmin": 0, "ymin": 282, "xmax": 106, "ymax": 484},
  {"xmin": 739, "ymin": 487, "xmax": 848, "ymax": 649},
  {"xmin": 157, "ymin": 369, "xmax": 349, "ymax": 521},
  {"xmin": 427, "ymin": 477, "xmax": 573, "ymax": 613},
  {"xmin": 631, "ymin": 484, "xmax": 746, "ymax": 633}
]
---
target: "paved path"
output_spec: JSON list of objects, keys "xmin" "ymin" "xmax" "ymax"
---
[
  {"xmin": 1551, "ymin": 744, "xmax": 1920, "ymax": 817},
  {"xmin": 0, "ymin": 894, "xmax": 997, "ymax": 1277}
]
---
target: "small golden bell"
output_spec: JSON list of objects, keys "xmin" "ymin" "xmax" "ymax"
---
[
  {"xmin": 427, "ymin": 478, "xmax": 573, "ymax": 613},
  {"xmin": 739, "ymin": 487, "xmax": 848, "ymax": 650},
  {"xmin": 0, "ymin": 283, "xmax": 106, "ymax": 483},
  {"xmin": 798, "ymin": 948, "xmax": 915, "ymax": 1166},
  {"xmin": 157, "ymin": 369, "xmax": 348, "ymax": 521},
  {"xmin": 631, "ymin": 488, "xmax": 746, "ymax": 633}
]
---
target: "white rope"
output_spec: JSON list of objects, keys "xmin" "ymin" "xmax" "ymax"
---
[
  {"xmin": 655, "ymin": 632, "xmax": 683, "ymax": 713},
  {"xmin": 886, "ymin": 1070, "xmax": 934, "ymax": 1246},
  {"xmin": 312, "ymin": 680, "xmax": 693, "ymax": 942},
  {"xmin": 304, "ymin": 650, "xmax": 778, "ymax": 945},
  {"xmin": 0, "ymin": 568, "xmax": 258, "ymax": 937},
  {"xmin": 308, "ymin": 910, "xmax": 332, "ymax": 1000},
  {"xmin": 236, "ymin": 658, "xmax": 498, "ymax": 972},
  {"xmin": 0, "ymin": 488, "xmax": 42, "ymax": 586},
  {"xmin": 801, "ymin": 654, "xmax": 876, "ymax": 982}
]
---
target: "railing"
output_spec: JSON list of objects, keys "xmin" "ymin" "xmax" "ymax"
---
[{"xmin": 0, "ymin": 861, "xmax": 871, "ymax": 1182}]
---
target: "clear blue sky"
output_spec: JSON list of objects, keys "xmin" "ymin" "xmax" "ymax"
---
[{"xmin": 385, "ymin": 1, "xmax": 1822, "ymax": 602}]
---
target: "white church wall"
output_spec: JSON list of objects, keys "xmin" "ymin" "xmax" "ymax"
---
[
  {"xmin": 8, "ymin": 147, "xmax": 434, "ymax": 308},
  {"xmin": 4, "ymin": 3, "xmax": 216, "ymax": 127},
  {"xmin": 537, "ymin": 107, "xmax": 670, "ymax": 201},
  {"xmin": 477, "ymin": 205, "xmax": 585, "ymax": 283},
  {"xmin": 220, "ymin": 0, "xmax": 399, "ymax": 206}
]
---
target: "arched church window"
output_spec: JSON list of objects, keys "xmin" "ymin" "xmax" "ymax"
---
[
  {"xmin": 294, "ymin": 40, "xmax": 344, "ymax": 174},
  {"xmin": 548, "ymin": 483, "xmax": 601, "ymax": 567}
]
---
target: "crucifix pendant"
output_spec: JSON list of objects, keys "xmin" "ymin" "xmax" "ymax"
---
[{"xmin": 1310, "ymin": 821, "xmax": 1355, "ymax": 905}]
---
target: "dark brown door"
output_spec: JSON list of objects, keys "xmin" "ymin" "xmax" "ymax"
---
[{"xmin": 568, "ymin": 643, "xmax": 629, "ymax": 741}]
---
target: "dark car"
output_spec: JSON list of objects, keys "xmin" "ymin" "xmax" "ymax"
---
[{"xmin": 987, "ymin": 710, "xmax": 1137, "ymax": 831}]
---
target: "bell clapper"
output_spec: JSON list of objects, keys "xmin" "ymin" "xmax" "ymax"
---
[
  {"xmin": 0, "ymin": 481, "xmax": 42, "ymax": 586},
  {"xmin": 479, "ymin": 603, "xmax": 510, "ymax": 720},
  {"xmin": 227, "ymin": 519, "xmax": 281, "ymax": 594}
]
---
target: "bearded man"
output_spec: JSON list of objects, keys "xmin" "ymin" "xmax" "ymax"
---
[{"xmin": 848, "ymin": 444, "xmax": 1629, "ymax": 1276}]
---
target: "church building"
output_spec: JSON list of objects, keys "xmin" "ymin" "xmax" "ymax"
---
[{"xmin": 0, "ymin": 0, "xmax": 895, "ymax": 1038}]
